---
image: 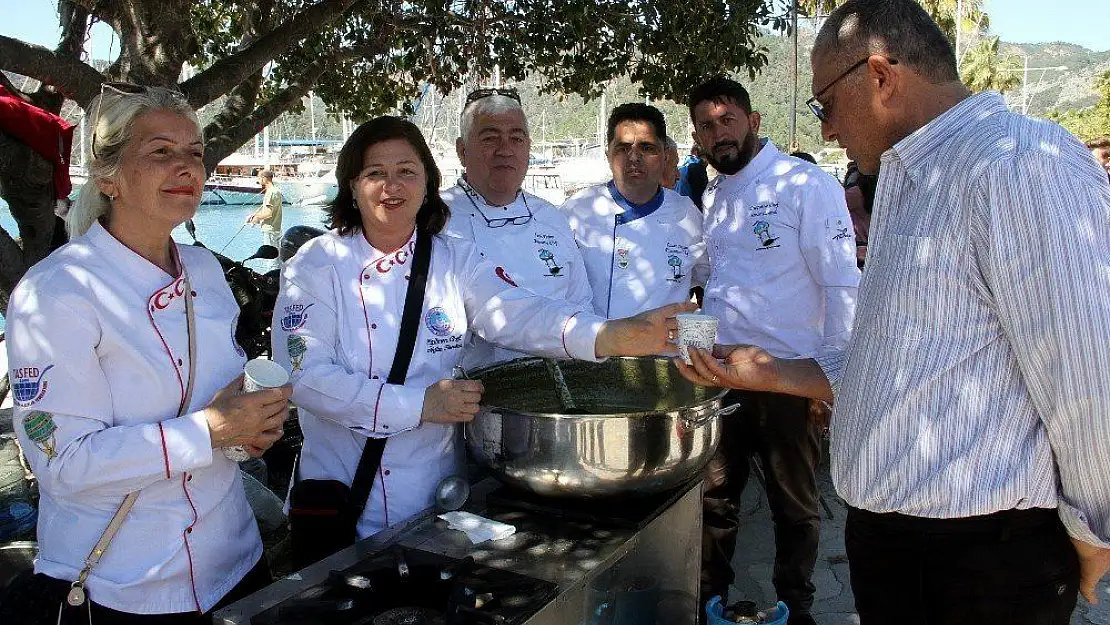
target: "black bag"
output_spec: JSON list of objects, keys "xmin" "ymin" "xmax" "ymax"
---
[
  {"xmin": 288, "ymin": 229, "xmax": 433, "ymax": 570},
  {"xmin": 0, "ymin": 572, "xmax": 77, "ymax": 624}
]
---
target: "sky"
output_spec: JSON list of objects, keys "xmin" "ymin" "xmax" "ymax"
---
[{"xmin": 2, "ymin": 0, "xmax": 1109, "ymax": 56}]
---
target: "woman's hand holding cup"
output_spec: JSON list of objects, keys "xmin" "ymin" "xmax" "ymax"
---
[{"xmin": 205, "ymin": 361, "xmax": 292, "ymax": 458}]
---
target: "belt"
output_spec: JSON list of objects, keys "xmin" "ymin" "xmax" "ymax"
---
[{"xmin": 848, "ymin": 506, "xmax": 1059, "ymax": 535}]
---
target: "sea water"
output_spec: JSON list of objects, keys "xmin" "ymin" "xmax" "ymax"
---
[{"xmin": 0, "ymin": 197, "xmax": 331, "ymax": 329}]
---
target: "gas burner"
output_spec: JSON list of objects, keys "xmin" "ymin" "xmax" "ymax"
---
[
  {"xmin": 373, "ymin": 607, "xmax": 445, "ymax": 625},
  {"xmin": 250, "ymin": 547, "xmax": 557, "ymax": 625}
]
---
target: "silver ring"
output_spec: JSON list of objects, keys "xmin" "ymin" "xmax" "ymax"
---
[{"xmin": 712, "ymin": 375, "xmax": 719, "ymax": 384}]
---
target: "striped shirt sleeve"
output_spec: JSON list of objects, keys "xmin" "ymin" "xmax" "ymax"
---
[{"xmin": 981, "ymin": 152, "xmax": 1110, "ymax": 547}]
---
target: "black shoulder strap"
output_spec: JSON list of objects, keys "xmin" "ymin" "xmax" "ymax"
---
[{"xmin": 349, "ymin": 229, "xmax": 433, "ymax": 517}]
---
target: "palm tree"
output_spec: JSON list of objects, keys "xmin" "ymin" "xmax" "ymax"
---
[{"xmin": 960, "ymin": 37, "xmax": 1022, "ymax": 94}]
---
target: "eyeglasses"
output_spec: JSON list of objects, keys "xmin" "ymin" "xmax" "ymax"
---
[
  {"xmin": 806, "ymin": 57, "xmax": 898, "ymax": 123},
  {"xmin": 90, "ymin": 82, "xmax": 187, "ymax": 157},
  {"xmin": 458, "ymin": 179, "xmax": 533, "ymax": 228},
  {"xmin": 464, "ymin": 87, "xmax": 521, "ymax": 107}
]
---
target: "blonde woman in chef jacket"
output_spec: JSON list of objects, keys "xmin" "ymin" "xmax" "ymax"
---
[
  {"xmin": 4, "ymin": 85, "xmax": 291, "ymax": 624},
  {"xmin": 273, "ymin": 116, "xmax": 690, "ymax": 542}
]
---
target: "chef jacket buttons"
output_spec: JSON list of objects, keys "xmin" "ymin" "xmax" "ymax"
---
[
  {"xmin": 383, "ymin": 470, "xmax": 391, "ymax": 476},
  {"xmin": 363, "ymin": 274, "xmax": 370, "ymax": 279},
  {"xmin": 177, "ymin": 358, "xmax": 184, "ymax": 366},
  {"xmin": 371, "ymin": 323, "xmax": 378, "ymax": 329},
  {"xmin": 186, "ymin": 473, "xmax": 192, "ymax": 481},
  {"xmin": 190, "ymin": 291, "xmax": 197, "ymax": 297},
  {"xmin": 372, "ymin": 375, "xmax": 379, "ymax": 380},
  {"xmin": 186, "ymin": 527, "xmax": 193, "ymax": 534}
]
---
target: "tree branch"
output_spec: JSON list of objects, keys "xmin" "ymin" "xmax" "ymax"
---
[
  {"xmin": 180, "ymin": 0, "xmax": 361, "ymax": 109},
  {"xmin": 56, "ymin": 1, "xmax": 92, "ymax": 61},
  {"xmin": 203, "ymin": 59, "xmax": 332, "ymax": 172},
  {"xmin": 0, "ymin": 36, "xmax": 103, "ymax": 106}
]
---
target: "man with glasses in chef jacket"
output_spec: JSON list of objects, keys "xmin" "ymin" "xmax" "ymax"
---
[{"xmin": 441, "ymin": 88, "xmax": 593, "ymax": 370}]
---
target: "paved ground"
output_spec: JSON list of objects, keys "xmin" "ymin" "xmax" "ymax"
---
[{"xmin": 726, "ymin": 447, "xmax": 1110, "ymax": 625}]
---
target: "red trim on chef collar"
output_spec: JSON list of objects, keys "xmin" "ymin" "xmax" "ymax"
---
[{"xmin": 363, "ymin": 238, "xmax": 417, "ymax": 277}]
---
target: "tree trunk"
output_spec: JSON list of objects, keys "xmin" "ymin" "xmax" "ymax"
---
[{"xmin": 0, "ymin": 132, "xmax": 59, "ymax": 316}]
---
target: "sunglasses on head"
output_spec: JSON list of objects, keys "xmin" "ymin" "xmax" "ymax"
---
[
  {"xmin": 464, "ymin": 87, "xmax": 521, "ymax": 107},
  {"xmin": 90, "ymin": 82, "xmax": 188, "ymax": 157},
  {"xmin": 806, "ymin": 57, "xmax": 898, "ymax": 123}
]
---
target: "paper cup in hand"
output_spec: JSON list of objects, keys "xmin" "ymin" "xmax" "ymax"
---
[
  {"xmin": 243, "ymin": 358, "xmax": 290, "ymax": 393},
  {"xmin": 224, "ymin": 359, "xmax": 290, "ymax": 462},
  {"xmin": 676, "ymin": 313, "xmax": 718, "ymax": 365}
]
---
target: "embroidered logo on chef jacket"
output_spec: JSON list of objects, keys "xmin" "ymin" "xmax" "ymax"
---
[
  {"xmin": 616, "ymin": 247, "xmax": 630, "ymax": 270},
  {"xmin": 748, "ymin": 202, "xmax": 780, "ymax": 217},
  {"xmin": 280, "ymin": 303, "xmax": 314, "ymax": 333},
  {"xmin": 12, "ymin": 365, "xmax": 54, "ymax": 407},
  {"xmin": 287, "ymin": 334, "xmax": 308, "ymax": 371},
  {"xmin": 830, "ymin": 218, "xmax": 853, "ymax": 241},
  {"xmin": 495, "ymin": 266, "xmax": 518, "ymax": 287},
  {"xmin": 665, "ymin": 243, "xmax": 691, "ymax": 281},
  {"xmin": 753, "ymin": 220, "xmax": 781, "ymax": 250},
  {"xmin": 537, "ymin": 249, "xmax": 563, "ymax": 276},
  {"xmin": 152, "ymin": 279, "xmax": 186, "ymax": 310},
  {"xmin": 425, "ymin": 307, "xmax": 454, "ymax": 337},
  {"xmin": 22, "ymin": 411, "xmax": 58, "ymax": 459},
  {"xmin": 425, "ymin": 306, "xmax": 463, "ymax": 354}
]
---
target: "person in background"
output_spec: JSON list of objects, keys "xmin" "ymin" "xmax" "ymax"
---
[
  {"xmin": 561, "ymin": 103, "xmax": 707, "ymax": 319},
  {"xmin": 663, "ymin": 135, "xmax": 681, "ymax": 189},
  {"xmin": 1088, "ymin": 137, "xmax": 1110, "ymax": 181},
  {"xmin": 842, "ymin": 162, "xmax": 876, "ymax": 267},
  {"xmin": 790, "ymin": 151, "xmax": 818, "ymax": 164},
  {"xmin": 676, "ymin": 144, "xmax": 710, "ymax": 210},
  {"xmin": 2, "ymin": 84, "xmax": 290, "ymax": 624},
  {"xmin": 689, "ymin": 76, "xmax": 860, "ymax": 625},
  {"xmin": 273, "ymin": 116, "xmax": 692, "ymax": 559},
  {"xmin": 246, "ymin": 169, "xmax": 283, "ymax": 271},
  {"xmin": 680, "ymin": 1, "xmax": 1110, "ymax": 622},
  {"xmin": 440, "ymin": 88, "xmax": 593, "ymax": 370}
]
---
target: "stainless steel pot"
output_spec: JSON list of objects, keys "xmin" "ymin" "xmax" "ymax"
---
[{"xmin": 464, "ymin": 357, "xmax": 735, "ymax": 497}]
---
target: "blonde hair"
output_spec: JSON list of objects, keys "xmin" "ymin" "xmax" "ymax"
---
[{"xmin": 68, "ymin": 86, "xmax": 199, "ymax": 238}]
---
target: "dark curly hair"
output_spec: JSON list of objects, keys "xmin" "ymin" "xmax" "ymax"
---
[{"xmin": 326, "ymin": 116, "xmax": 450, "ymax": 236}]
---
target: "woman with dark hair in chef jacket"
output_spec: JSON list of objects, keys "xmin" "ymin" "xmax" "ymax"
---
[{"xmin": 274, "ymin": 115, "xmax": 690, "ymax": 549}]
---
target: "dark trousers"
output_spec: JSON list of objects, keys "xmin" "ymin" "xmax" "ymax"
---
[
  {"xmin": 845, "ymin": 507, "xmax": 1079, "ymax": 625},
  {"xmin": 2, "ymin": 558, "xmax": 271, "ymax": 625},
  {"xmin": 700, "ymin": 390, "xmax": 822, "ymax": 616}
]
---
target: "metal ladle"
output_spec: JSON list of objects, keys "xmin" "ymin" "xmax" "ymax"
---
[{"xmin": 543, "ymin": 358, "xmax": 584, "ymax": 414}]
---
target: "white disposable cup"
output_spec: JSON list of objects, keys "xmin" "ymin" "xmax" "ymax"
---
[
  {"xmin": 243, "ymin": 358, "xmax": 290, "ymax": 392},
  {"xmin": 676, "ymin": 313, "xmax": 719, "ymax": 365},
  {"xmin": 224, "ymin": 359, "xmax": 290, "ymax": 462}
]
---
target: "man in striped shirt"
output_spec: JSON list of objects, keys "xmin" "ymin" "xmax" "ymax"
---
[{"xmin": 678, "ymin": 1, "xmax": 1110, "ymax": 623}]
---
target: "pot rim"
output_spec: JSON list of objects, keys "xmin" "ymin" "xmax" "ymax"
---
[{"xmin": 468, "ymin": 356, "xmax": 729, "ymax": 419}]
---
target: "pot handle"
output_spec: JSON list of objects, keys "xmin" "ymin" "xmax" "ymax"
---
[
  {"xmin": 682, "ymin": 402, "xmax": 741, "ymax": 428},
  {"xmin": 717, "ymin": 402, "xmax": 742, "ymax": 417}
]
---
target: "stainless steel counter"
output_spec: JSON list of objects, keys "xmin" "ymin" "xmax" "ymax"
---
[{"xmin": 214, "ymin": 478, "xmax": 703, "ymax": 624}]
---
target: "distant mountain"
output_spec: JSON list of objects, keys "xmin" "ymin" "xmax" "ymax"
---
[{"xmin": 999, "ymin": 42, "xmax": 1110, "ymax": 115}]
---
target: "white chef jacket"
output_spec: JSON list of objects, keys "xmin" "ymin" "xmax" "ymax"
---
[
  {"xmin": 6, "ymin": 221, "xmax": 261, "ymax": 614},
  {"xmin": 441, "ymin": 179, "xmax": 593, "ymax": 369},
  {"xmin": 272, "ymin": 229, "xmax": 603, "ymax": 539},
  {"xmin": 702, "ymin": 140, "xmax": 860, "ymax": 358},
  {"xmin": 562, "ymin": 182, "xmax": 708, "ymax": 319}
]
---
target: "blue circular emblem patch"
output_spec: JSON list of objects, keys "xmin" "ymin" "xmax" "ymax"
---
[{"xmin": 425, "ymin": 307, "xmax": 453, "ymax": 337}]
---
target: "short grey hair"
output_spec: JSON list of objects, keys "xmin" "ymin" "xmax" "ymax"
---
[
  {"xmin": 815, "ymin": 0, "xmax": 959, "ymax": 85},
  {"xmin": 68, "ymin": 86, "xmax": 199, "ymax": 238},
  {"xmin": 459, "ymin": 94, "xmax": 530, "ymax": 142}
]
